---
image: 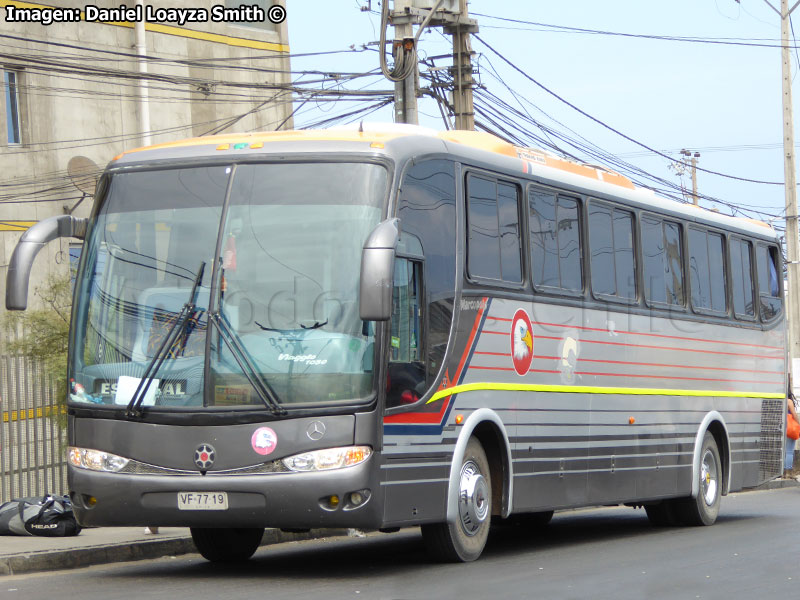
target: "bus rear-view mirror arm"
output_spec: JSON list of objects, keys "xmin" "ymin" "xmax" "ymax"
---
[
  {"xmin": 5, "ymin": 215, "xmax": 88, "ymax": 311},
  {"xmin": 359, "ymin": 218, "xmax": 400, "ymax": 322}
]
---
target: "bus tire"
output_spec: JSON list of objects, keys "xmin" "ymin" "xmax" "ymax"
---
[
  {"xmin": 421, "ymin": 437, "xmax": 492, "ymax": 562},
  {"xmin": 675, "ymin": 432, "xmax": 722, "ymax": 526},
  {"xmin": 190, "ymin": 527, "xmax": 264, "ymax": 562}
]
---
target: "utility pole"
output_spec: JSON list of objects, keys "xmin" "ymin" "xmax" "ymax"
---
[
  {"xmin": 390, "ymin": 0, "xmax": 419, "ymax": 124},
  {"xmin": 447, "ymin": 0, "xmax": 478, "ymax": 130},
  {"xmin": 782, "ymin": 0, "xmax": 800, "ymax": 369},
  {"xmin": 777, "ymin": 0, "xmax": 800, "ymax": 369},
  {"xmin": 134, "ymin": 0, "xmax": 151, "ymax": 146},
  {"xmin": 680, "ymin": 149, "xmax": 700, "ymax": 205},
  {"xmin": 381, "ymin": 1, "xmax": 478, "ymax": 128},
  {"xmin": 759, "ymin": 0, "xmax": 800, "ymax": 369}
]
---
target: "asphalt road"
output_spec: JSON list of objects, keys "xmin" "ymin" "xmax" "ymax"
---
[{"xmin": 5, "ymin": 487, "xmax": 800, "ymax": 599}]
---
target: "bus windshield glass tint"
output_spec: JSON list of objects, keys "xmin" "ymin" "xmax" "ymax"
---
[{"xmin": 70, "ymin": 162, "xmax": 386, "ymax": 410}]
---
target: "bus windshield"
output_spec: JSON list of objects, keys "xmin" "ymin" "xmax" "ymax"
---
[{"xmin": 70, "ymin": 162, "xmax": 387, "ymax": 412}]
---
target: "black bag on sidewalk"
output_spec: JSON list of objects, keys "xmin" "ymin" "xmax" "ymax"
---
[{"xmin": 0, "ymin": 494, "xmax": 81, "ymax": 536}]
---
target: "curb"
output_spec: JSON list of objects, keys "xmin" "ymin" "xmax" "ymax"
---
[
  {"xmin": 0, "ymin": 528, "xmax": 348, "ymax": 576},
  {"xmin": 751, "ymin": 477, "xmax": 800, "ymax": 491}
]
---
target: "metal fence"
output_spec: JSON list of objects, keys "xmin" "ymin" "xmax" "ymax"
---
[{"xmin": 0, "ymin": 355, "xmax": 66, "ymax": 503}]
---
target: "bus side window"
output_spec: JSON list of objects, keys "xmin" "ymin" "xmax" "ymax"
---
[
  {"xmin": 588, "ymin": 201, "xmax": 636, "ymax": 302},
  {"xmin": 529, "ymin": 188, "xmax": 582, "ymax": 293},
  {"xmin": 466, "ymin": 174, "xmax": 522, "ymax": 284},
  {"xmin": 730, "ymin": 237, "xmax": 755, "ymax": 319},
  {"xmin": 641, "ymin": 215, "xmax": 684, "ymax": 307},
  {"xmin": 387, "ymin": 258, "xmax": 425, "ymax": 408},
  {"xmin": 688, "ymin": 227, "xmax": 727, "ymax": 314},
  {"xmin": 756, "ymin": 243, "xmax": 782, "ymax": 321}
]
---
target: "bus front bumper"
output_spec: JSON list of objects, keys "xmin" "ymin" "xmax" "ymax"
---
[{"xmin": 68, "ymin": 459, "xmax": 383, "ymax": 529}]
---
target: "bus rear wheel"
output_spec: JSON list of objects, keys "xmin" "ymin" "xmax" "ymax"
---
[
  {"xmin": 674, "ymin": 432, "xmax": 722, "ymax": 526},
  {"xmin": 190, "ymin": 527, "xmax": 264, "ymax": 562},
  {"xmin": 422, "ymin": 437, "xmax": 492, "ymax": 562}
]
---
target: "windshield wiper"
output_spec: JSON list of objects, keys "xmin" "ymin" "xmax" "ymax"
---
[
  {"xmin": 211, "ymin": 311, "xmax": 287, "ymax": 417},
  {"xmin": 254, "ymin": 319, "xmax": 327, "ymax": 332},
  {"xmin": 126, "ymin": 262, "xmax": 206, "ymax": 418}
]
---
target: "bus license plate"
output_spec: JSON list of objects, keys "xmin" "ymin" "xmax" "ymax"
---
[{"xmin": 177, "ymin": 492, "xmax": 228, "ymax": 511}]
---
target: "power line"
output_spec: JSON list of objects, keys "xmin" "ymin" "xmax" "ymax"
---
[
  {"xmin": 473, "ymin": 34, "xmax": 785, "ymax": 187},
  {"xmin": 470, "ymin": 12, "xmax": 796, "ymax": 49}
]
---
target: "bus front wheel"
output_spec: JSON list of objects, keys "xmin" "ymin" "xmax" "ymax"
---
[
  {"xmin": 421, "ymin": 437, "xmax": 492, "ymax": 562},
  {"xmin": 190, "ymin": 527, "xmax": 264, "ymax": 562}
]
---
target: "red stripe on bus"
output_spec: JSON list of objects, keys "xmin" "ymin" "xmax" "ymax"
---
[
  {"xmin": 486, "ymin": 316, "xmax": 781, "ymax": 351},
  {"xmin": 531, "ymin": 334, "xmax": 782, "ymax": 360},
  {"xmin": 529, "ymin": 320, "xmax": 782, "ymax": 351},
  {"xmin": 575, "ymin": 370, "xmax": 781, "ymax": 385},
  {"xmin": 577, "ymin": 357, "xmax": 784, "ymax": 375}
]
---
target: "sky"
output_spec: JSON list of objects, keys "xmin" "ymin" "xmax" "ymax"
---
[{"xmin": 285, "ymin": 0, "xmax": 799, "ymax": 233}]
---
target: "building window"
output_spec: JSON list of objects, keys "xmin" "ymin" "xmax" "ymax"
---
[
  {"xmin": 4, "ymin": 70, "xmax": 21, "ymax": 145},
  {"xmin": 224, "ymin": 0, "xmax": 279, "ymax": 32}
]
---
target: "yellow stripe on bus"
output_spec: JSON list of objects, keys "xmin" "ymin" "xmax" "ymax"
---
[
  {"xmin": 427, "ymin": 382, "xmax": 786, "ymax": 404},
  {"xmin": 2, "ymin": 405, "xmax": 66, "ymax": 423}
]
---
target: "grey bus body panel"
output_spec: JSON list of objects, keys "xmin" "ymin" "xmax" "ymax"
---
[
  {"xmin": 381, "ymin": 295, "xmax": 783, "ymax": 518},
  {"xmin": 68, "ymin": 412, "xmax": 389, "ymax": 529},
  {"xmin": 72, "ymin": 415, "xmax": 357, "ymax": 471}
]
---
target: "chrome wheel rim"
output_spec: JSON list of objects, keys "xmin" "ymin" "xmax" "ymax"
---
[
  {"xmin": 458, "ymin": 459, "xmax": 490, "ymax": 536},
  {"xmin": 701, "ymin": 448, "xmax": 718, "ymax": 506}
]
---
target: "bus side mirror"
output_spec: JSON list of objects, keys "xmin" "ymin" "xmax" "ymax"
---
[
  {"xmin": 6, "ymin": 215, "xmax": 88, "ymax": 311},
  {"xmin": 359, "ymin": 218, "xmax": 400, "ymax": 322}
]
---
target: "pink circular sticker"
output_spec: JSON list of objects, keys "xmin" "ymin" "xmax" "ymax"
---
[{"xmin": 251, "ymin": 427, "xmax": 278, "ymax": 456}]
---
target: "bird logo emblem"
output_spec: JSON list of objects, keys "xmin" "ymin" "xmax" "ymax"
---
[{"xmin": 510, "ymin": 309, "xmax": 534, "ymax": 376}]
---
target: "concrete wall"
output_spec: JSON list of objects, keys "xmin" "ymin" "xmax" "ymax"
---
[{"xmin": 0, "ymin": 1, "xmax": 292, "ymax": 331}]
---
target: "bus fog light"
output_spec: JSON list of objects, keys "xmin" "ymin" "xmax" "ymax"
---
[
  {"xmin": 344, "ymin": 489, "xmax": 372, "ymax": 510},
  {"xmin": 320, "ymin": 494, "xmax": 341, "ymax": 511}
]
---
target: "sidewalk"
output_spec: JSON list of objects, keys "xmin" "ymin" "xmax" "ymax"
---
[
  {"xmin": 0, "ymin": 526, "xmax": 347, "ymax": 576},
  {"xmin": 2, "ymin": 477, "xmax": 798, "ymax": 577}
]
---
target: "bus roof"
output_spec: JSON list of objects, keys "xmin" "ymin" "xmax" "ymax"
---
[{"xmin": 112, "ymin": 123, "xmax": 776, "ymax": 239}]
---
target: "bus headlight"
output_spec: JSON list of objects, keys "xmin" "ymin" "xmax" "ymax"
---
[
  {"xmin": 282, "ymin": 446, "xmax": 372, "ymax": 472},
  {"xmin": 68, "ymin": 447, "xmax": 130, "ymax": 473}
]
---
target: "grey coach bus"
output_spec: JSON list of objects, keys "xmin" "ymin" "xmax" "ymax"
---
[{"xmin": 5, "ymin": 125, "xmax": 787, "ymax": 562}]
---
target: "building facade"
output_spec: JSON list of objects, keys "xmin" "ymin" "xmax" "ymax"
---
[{"xmin": 0, "ymin": 0, "xmax": 292, "ymax": 322}]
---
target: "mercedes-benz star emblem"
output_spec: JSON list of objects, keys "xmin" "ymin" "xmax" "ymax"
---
[
  {"xmin": 194, "ymin": 444, "xmax": 216, "ymax": 470},
  {"xmin": 306, "ymin": 421, "xmax": 326, "ymax": 441}
]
